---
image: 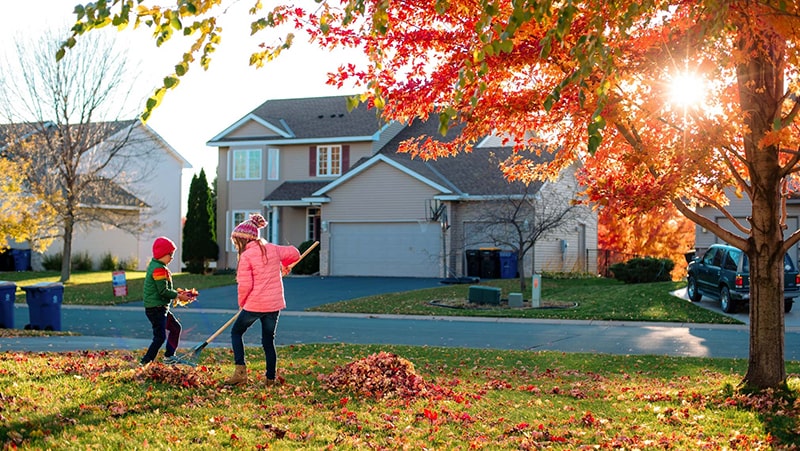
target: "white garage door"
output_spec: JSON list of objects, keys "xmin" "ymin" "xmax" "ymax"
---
[{"xmin": 330, "ymin": 222, "xmax": 442, "ymax": 277}]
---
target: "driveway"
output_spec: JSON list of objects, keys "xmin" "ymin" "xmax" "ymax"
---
[{"xmin": 673, "ymin": 288, "xmax": 800, "ymax": 328}]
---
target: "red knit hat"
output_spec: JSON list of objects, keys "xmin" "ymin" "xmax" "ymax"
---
[
  {"xmin": 231, "ymin": 213, "xmax": 267, "ymax": 241},
  {"xmin": 152, "ymin": 236, "xmax": 176, "ymax": 259}
]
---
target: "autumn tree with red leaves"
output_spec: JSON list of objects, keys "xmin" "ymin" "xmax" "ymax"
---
[
  {"xmin": 63, "ymin": 1, "xmax": 800, "ymax": 390},
  {"xmin": 594, "ymin": 203, "xmax": 695, "ymax": 280}
]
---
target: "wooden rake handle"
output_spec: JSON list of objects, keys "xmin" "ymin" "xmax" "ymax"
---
[
  {"xmin": 206, "ymin": 309, "xmax": 241, "ymax": 344},
  {"xmin": 285, "ymin": 240, "xmax": 319, "ymax": 272}
]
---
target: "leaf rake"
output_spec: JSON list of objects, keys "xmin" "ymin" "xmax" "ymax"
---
[{"xmin": 176, "ymin": 241, "xmax": 319, "ymax": 366}]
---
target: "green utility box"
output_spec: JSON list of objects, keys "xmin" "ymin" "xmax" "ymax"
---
[{"xmin": 468, "ymin": 286, "xmax": 501, "ymax": 305}]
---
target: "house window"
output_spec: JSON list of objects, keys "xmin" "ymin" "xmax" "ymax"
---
[
  {"xmin": 316, "ymin": 145, "xmax": 341, "ymax": 176},
  {"xmin": 307, "ymin": 208, "xmax": 320, "ymax": 241},
  {"xmin": 232, "ymin": 148, "xmax": 262, "ymax": 180},
  {"xmin": 267, "ymin": 148, "xmax": 279, "ymax": 180},
  {"xmin": 230, "ymin": 210, "xmax": 261, "ymax": 251}
]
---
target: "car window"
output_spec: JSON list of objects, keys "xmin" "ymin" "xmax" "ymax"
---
[
  {"xmin": 702, "ymin": 248, "xmax": 718, "ymax": 266},
  {"xmin": 740, "ymin": 253, "xmax": 795, "ymax": 273},
  {"xmin": 723, "ymin": 249, "xmax": 740, "ymax": 271},
  {"xmin": 711, "ymin": 248, "xmax": 724, "ymax": 267},
  {"xmin": 785, "ymin": 254, "xmax": 797, "ymax": 272}
]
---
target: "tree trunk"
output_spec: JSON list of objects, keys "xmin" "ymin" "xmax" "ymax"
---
[
  {"xmin": 737, "ymin": 29, "xmax": 786, "ymax": 389},
  {"xmin": 60, "ymin": 217, "xmax": 74, "ymax": 283}
]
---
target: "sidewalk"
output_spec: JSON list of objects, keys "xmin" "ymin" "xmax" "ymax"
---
[{"xmin": 2, "ymin": 278, "xmax": 800, "ymax": 361}]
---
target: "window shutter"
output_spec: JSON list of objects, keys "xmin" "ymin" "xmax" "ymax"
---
[
  {"xmin": 309, "ymin": 146, "xmax": 316, "ymax": 176},
  {"xmin": 342, "ymin": 145, "xmax": 350, "ymax": 172}
]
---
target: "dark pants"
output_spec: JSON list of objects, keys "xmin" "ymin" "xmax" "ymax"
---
[
  {"xmin": 141, "ymin": 306, "xmax": 181, "ymax": 364},
  {"xmin": 231, "ymin": 310, "xmax": 280, "ymax": 380}
]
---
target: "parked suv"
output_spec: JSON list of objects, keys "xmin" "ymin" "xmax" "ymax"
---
[{"xmin": 686, "ymin": 244, "xmax": 800, "ymax": 313}]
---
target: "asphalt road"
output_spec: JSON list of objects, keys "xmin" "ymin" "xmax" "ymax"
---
[{"xmin": 2, "ymin": 277, "xmax": 800, "ymax": 361}]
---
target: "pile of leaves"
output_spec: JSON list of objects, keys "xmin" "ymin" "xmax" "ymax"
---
[
  {"xmin": 319, "ymin": 351, "xmax": 448, "ymax": 400},
  {"xmin": 136, "ymin": 362, "xmax": 214, "ymax": 388}
]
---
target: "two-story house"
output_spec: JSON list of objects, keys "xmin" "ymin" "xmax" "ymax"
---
[{"xmin": 209, "ymin": 95, "xmax": 597, "ymax": 277}]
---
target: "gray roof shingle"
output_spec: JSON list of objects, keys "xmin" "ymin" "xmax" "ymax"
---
[
  {"xmin": 232, "ymin": 95, "xmax": 385, "ymax": 142},
  {"xmin": 376, "ymin": 116, "xmax": 550, "ymax": 196},
  {"xmin": 264, "ymin": 181, "xmax": 331, "ymax": 201}
]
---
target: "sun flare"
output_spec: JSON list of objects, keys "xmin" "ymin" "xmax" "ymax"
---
[{"xmin": 669, "ymin": 72, "xmax": 706, "ymax": 107}]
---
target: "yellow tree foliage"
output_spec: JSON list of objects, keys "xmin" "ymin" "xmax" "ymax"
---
[{"xmin": 0, "ymin": 158, "xmax": 56, "ymax": 252}]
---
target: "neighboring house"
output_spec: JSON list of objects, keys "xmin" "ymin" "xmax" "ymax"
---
[
  {"xmin": 208, "ymin": 95, "xmax": 597, "ymax": 277},
  {"xmin": 1, "ymin": 120, "xmax": 191, "ymax": 273},
  {"xmin": 694, "ymin": 191, "xmax": 800, "ymax": 263}
]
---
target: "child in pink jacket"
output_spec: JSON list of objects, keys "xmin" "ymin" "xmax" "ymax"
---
[{"xmin": 224, "ymin": 213, "xmax": 300, "ymax": 386}]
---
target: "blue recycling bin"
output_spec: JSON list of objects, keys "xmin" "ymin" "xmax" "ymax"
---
[
  {"xmin": 11, "ymin": 249, "xmax": 31, "ymax": 271},
  {"xmin": 499, "ymin": 251, "xmax": 518, "ymax": 279},
  {"xmin": 22, "ymin": 282, "xmax": 63, "ymax": 331},
  {"xmin": 0, "ymin": 281, "xmax": 15, "ymax": 329}
]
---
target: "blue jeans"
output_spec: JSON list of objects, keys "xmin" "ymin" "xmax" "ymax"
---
[
  {"xmin": 141, "ymin": 306, "xmax": 181, "ymax": 364},
  {"xmin": 231, "ymin": 310, "xmax": 280, "ymax": 379}
]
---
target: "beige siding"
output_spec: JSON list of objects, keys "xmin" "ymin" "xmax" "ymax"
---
[
  {"xmin": 318, "ymin": 162, "xmax": 441, "ymax": 275},
  {"xmin": 279, "ymin": 207, "xmax": 309, "ymax": 246},
  {"xmin": 447, "ymin": 163, "xmax": 597, "ymax": 277},
  {"xmin": 280, "ymin": 142, "xmax": 374, "ymax": 180},
  {"xmin": 324, "ymin": 162, "xmax": 438, "ymax": 221},
  {"xmin": 228, "ymin": 120, "xmax": 279, "ymax": 138},
  {"xmin": 216, "ymin": 148, "xmax": 232, "ymax": 268}
]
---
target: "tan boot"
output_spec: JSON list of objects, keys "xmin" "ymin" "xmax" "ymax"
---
[{"xmin": 225, "ymin": 365, "xmax": 247, "ymax": 386}]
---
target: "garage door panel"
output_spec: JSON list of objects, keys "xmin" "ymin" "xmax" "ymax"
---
[{"xmin": 331, "ymin": 222, "xmax": 441, "ymax": 277}]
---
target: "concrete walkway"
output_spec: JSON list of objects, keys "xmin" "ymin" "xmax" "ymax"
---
[{"xmin": 2, "ymin": 277, "xmax": 800, "ymax": 361}]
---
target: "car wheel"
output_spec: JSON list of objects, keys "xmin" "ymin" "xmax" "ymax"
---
[
  {"xmin": 720, "ymin": 287, "xmax": 736, "ymax": 313},
  {"xmin": 786, "ymin": 300, "xmax": 794, "ymax": 314},
  {"xmin": 687, "ymin": 276, "xmax": 702, "ymax": 302}
]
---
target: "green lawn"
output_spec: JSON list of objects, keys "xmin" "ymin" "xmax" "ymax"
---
[
  {"xmin": 309, "ymin": 277, "xmax": 741, "ymax": 324},
  {"xmin": 1, "ymin": 344, "xmax": 797, "ymax": 449}
]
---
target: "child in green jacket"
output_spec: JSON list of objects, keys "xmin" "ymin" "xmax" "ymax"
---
[{"xmin": 140, "ymin": 236, "xmax": 193, "ymax": 366}]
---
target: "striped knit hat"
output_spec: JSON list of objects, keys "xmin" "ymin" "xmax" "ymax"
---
[{"xmin": 231, "ymin": 213, "xmax": 267, "ymax": 241}]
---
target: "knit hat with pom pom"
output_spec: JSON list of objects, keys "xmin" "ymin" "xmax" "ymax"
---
[{"xmin": 231, "ymin": 213, "xmax": 267, "ymax": 241}]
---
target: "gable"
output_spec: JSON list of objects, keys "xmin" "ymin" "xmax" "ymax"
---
[
  {"xmin": 228, "ymin": 119, "xmax": 283, "ymax": 139},
  {"xmin": 322, "ymin": 160, "xmax": 443, "ymax": 221}
]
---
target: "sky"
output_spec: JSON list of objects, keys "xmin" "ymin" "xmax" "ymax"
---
[{"xmin": 0, "ymin": 1, "xmax": 363, "ymax": 212}]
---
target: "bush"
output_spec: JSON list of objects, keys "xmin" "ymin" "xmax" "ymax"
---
[
  {"xmin": 42, "ymin": 252, "xmax": 62, "ymax": 271},
  {"xmin": 185, "ymin": 260, "xmax": 205, "ymax": 274},
  {"xmin": 120, "ymin": 257, "xmax": 139, "ymax": 271},
  {"xmin": 610, "ymin": 257, "xmax": 674, "ymax": 284},
  {"xmin": 99, "ymin": 252, "xmax": 120, "ymax": 271},
  {"xmin": 72, "ymin": 251, "xmax": 94, "ymax": 271},
  {"xmin": 292, "ymin": 240, "xmax": 320, "ymax": 275}
]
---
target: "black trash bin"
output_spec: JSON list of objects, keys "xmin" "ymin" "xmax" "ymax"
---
[
  {"xmin": 466, "ymin": 250, "xmax": 481, "ymax": 278},
  {"xmin": 0, "ymin": 281, "xmax": 15, "ymax": 329},
  {"xmin": 22, "ymin": 282, "xmax": 63, "ymax": 331},
  {"xmin": 480, "ymin": 248, "xmax": 500, "ymax": 279}
]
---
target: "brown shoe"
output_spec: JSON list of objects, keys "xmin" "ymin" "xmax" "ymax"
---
[{"xmin": 224, "ymin": 365, "xmax": 247, "ymax": 386}]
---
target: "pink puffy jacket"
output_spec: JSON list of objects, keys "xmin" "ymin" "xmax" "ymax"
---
[{"xmin": 236, "ymin": 240, "xmax": 301, "ymax": 312}]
